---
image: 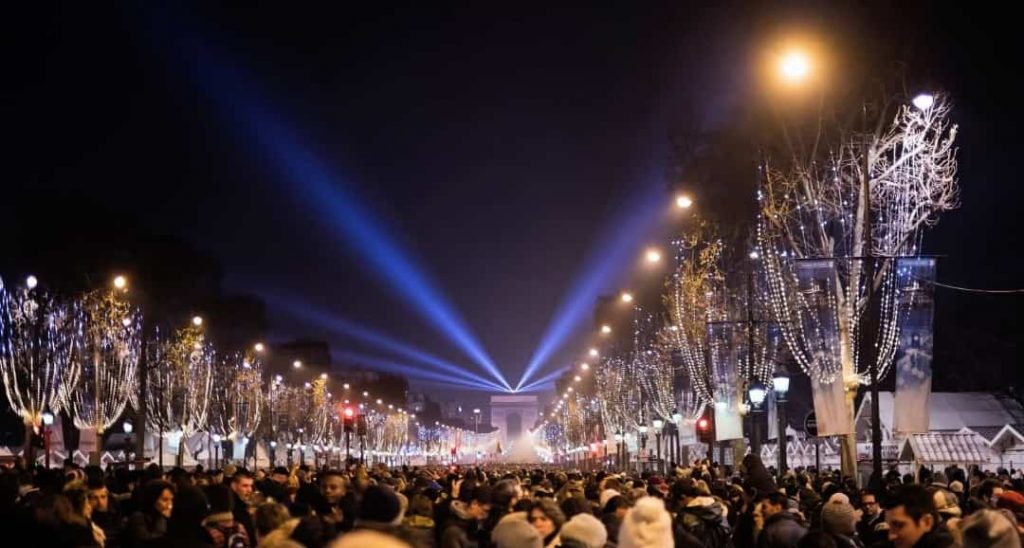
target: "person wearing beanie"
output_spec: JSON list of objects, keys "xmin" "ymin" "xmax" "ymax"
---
[
  {"xmin": 821, "ymin": 498, "xmax": 860, "ymax": 547},
  {"xmin": 618, "ymin": 496, "xmax": 673, "ymax": 548},
  {"xmin": 560, "ymin": 513, "xmax": 608, "ymax": 548},
  {"xmin": 530, "ymin": 497, "xmax": 567, "ymax": 548},
  {"xmin": 356, "ymin": 484, "xmax": 404, "ymax": 540},
  {"xmin": 492, "ymin": 513, "xmax": 543, "ymax": 548}
]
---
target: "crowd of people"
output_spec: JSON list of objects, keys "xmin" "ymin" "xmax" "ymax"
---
[{"xmin": 1, "ymin": 454, "xmax": 1023, "ymax": 547}]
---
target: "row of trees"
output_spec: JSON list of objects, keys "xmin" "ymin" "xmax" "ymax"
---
[
  {"xmin": 544, "ymin": 91, "xmax": 959, "ymax": 479},
  {"xmin": 0, "ymin": 274, "xmax": 413, "ymax": 466}
]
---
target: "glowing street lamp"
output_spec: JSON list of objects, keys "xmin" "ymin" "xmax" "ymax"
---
[
  {"xmin": 913, "ymin": 93, "xmax": 935, "ymax": 111},
  {"xmin": 645, "ymin": 249, "xmax": 662, "ymax": 264},
  {"xmin": 113, "ymin": 275, "xmax": 128, "ymax": 290},
  {"xmin": 779, "ymin": 50, "xmax": 810, "ymax": 83},
  {"xmin": 293, "ymin": 360, "xmax": 302, "ymax": 369},
  {"xmin": 192, "ymin": 315, "xmax": 203, "ymax": 327},
  {"xmin": 25, "ymin": 275, "xmax": 38, "ymax": 289},
  {"xmin": 588, "ymin": 348, "xmax": 599, "ymax": 358},
  {"xmin": 621, "ymin": 292, "xmax": 633, "ymax": 303},
  {"xmin": 675, "ymin": 194, "xmax": 694, "ymax": 209},
  {"xmin": 600, "ymin": 325, "xmax": 612, "ymax": 335},
  {"xmin": 254, "ymin": 342, "xmax": 265, "ymax": 352}
]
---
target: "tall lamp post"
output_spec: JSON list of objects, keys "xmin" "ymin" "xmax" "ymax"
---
[
  {"xmin": 614, "ymin": 431, "xmax": 623, "ymax": 471},
  {"xmin": 652, "ymin": 419, "xmax": 664, "ymax": 474},
  {"xmin": 773, "ymin": 371, "xmax": 790, "ymax": 482},
  {"xmin": 638, "ymin": 425, "xmax": 649, "ymax": 472},
  {"xmin": 123, "ymin": 421, "xmax": 134, "ymax": 468},
  {"xmin": 41, "ymin": 412, "xmax": 55, "ymax": 469},
  {"xmin": 211, "ymin": 434, "xmax": 222, "ymax": 469},
  {"xmin": 747, "ymin": 382, "xmax": 767, "ymax": 457},
  {"xmin": 672, "ymin": 410, "xmax": 683, "ymax": 468}
]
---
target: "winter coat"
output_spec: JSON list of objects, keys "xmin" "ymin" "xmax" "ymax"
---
[
  {"xmin": 441, "ymin": 502, "xmax": 479, "ymax": 548},
  {"xmin": 756, "ymin": 511, "xmax": 807, "ymax": 548},
  {"xmin": 677, "ymin": 497, "xmax": 733, "ymax": 548},
  {"xmin": 912, "ymin": 529, "xmax": 957, "ymax": 548},
  {"xmin": 400, "ymin": 515, "xmax": 438, "ymax": 548},
  {"xmin": 123, "ymin": 512, "xmax": 169, "ymax": 548}
]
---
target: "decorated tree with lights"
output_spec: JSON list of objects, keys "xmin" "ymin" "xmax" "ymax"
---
[
  {"xmin": 0, "ymin": 276, "xmax": 81, "ymax": 459},
  {"xmin": 144, "ymin": 320, "xmax": 214, "ymax": 464},
  {"xmin": 61, "ymin": 282, "xmax": 141, "ymax": 461},
  {"xmin": 757, "ymin": 93, "xmax": 959, "ymax": 474},
  {"xmin": 209, "ymin": 350, "xmax": 263, "ymax": 462},
  {"xmin": 659, "ymin": 220, "xmax": 728, "ymax": 411}
]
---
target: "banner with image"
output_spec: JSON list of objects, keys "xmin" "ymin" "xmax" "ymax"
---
[{"xmin": 892, "ymin": 257, "xmax": 937, "ymax": 434}]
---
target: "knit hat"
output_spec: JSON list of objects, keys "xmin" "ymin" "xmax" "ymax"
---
[
  {"xmin": 561, "ymin": 513, "xmax": 608, "ymax": 548},
  {"xmin": 821, "ymin": 498, "xmax": 858, "ymax": 536},
  {"xmin": 600, "ymin": 488, "xmax": 621, "ymax": 509},
  {"xmin": 933, "ymin": 489, "xmax": 962, "ymax": 518},
  {"xmin": 618, "ymin": 496, "xmax": 673, "ymax": 548},
  {"xmin": 996, "ymin": 491, "xmax": 1024, "ymax": 524},
  {"xmin": 491, "ymin": 514, "xmax": 542, "ymax": 548},
  {"xmin": 949, "ymin": 480, "xmax": 965, "ymax": 494},
  {"xmin": 358, "ymin": 485, "xmax": 402, "ymax": 525}
]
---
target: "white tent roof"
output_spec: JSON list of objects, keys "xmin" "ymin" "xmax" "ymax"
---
[
  {"xmin": 898, "ymin": 429, "xmax": 992, "ymax": 465},
  {"xmin": 857, "ymin": 392, "xmax": 1024, "ymax": 438}
]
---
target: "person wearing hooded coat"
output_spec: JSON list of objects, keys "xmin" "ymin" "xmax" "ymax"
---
[{"xmin": 675, "ymin": 481, "xmax": 734, "ymax": 548}]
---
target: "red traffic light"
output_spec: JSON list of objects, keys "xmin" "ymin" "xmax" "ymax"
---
[
  {"xmin": 344, "ymin": 407, "xmax": 355, "ymax": 418},
  {"xmin": 697, "ymin": 418, "xmax": 709, "ymax": 430}
]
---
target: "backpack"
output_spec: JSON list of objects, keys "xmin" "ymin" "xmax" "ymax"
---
[{"xmin": 206, "ymin": 522, "xmax": 251, "ymax": 548}]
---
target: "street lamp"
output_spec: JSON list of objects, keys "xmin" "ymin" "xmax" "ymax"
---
[
  {"xmin": 773, "ymin": 371, "xmax": 790, "ymax": 481},
  {"xmin": 645, "ymin": 249, "xmax": 661, "ymax": 264},
  {"xmin": 293, "ymin": 360, "xmax": 302, "ymax": 369},
  {"xmin": 779, "ymin": 50, "xmax": 811, "ymax": 83},
  {"xmin": 41, "ymin": 412, "xmax": 54, "ymax": 468},
  {"xmin": 123, "ymin": 420, "xmax": 134, "ymax": 467},
  {"xmin": 600, "ymin": 325, "xmax": 612, "ymax": 335},
  {"xmin": 913, "ymin": 93, "xmax": 934, "ymax": 111},
  {"xmin": 192, "ymin": 315, "xmax": 203, "ymax": 327},
  {"xmin": 638, "ymin": 425, "xmax": 649, "ymax": 472},
  {"xmin": 747, "ymin": 382, "xmax": 767, "ymax": 456},
  {"xmin": 588, "ymin": 348, "xmax": 599, "ymax": 358},
  {"xmin": 113, "ymin": 275, "xmax": 128, "ymax": 290},
  {"xmin": 621, "ymin": 292, "xmax": 633, "ymax": 303},
  {"xmin": 212, "ymin": 433, "xmax": 222, "ymax": 469},
  {"xmin": 672, "ymin": 410, "xmax": 684, "ymax": 468},
  {"xmin": 652, "ymin": 419, "xmax": 664, "ymax": 474},
  {"xmin": 675, "ymin": 194, "xmax": 694, "ymax": 209},
  {"xmin": 614, "ymin": 431, "xmax": 624, "ymax": 471}
]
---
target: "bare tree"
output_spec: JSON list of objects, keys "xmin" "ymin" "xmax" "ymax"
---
[{"xmin": 757, "ymin": 93, "xmax": 959, "ymax": 474}]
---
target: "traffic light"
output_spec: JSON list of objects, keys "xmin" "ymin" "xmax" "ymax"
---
[
  {"xmin": 697, "ymin": 413, "xmax": 713, "ymax": 444},
  {"xmin": 343, "ymin": 407, "xmax": 355, "ymax": 433}
]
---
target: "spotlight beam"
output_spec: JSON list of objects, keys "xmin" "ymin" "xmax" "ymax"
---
[
  {"xmin": 517, "ymin": 367, "xmax": 569, "ymax": 393},
  {"xmin": 516, "ymin": 184, "xmax": 666, "ymax": 389},
  {"xmin": 334, "ymin": 351, "xmax": 506, "ymax": 392},
  {"xmin": 269, "ymin": 296, "xmax": 505, "ymax": 391},
  {"xmin": 145, "ymin": 12, "xmax": 509, "ymax": 391}
]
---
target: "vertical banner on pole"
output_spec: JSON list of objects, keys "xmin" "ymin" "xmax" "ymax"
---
[
  {"xmin": 893, "ymin": 258, "xmax": 936, "ymax": 434},
  {"xmin": 708, "ymin": 323, "xmax": 742, "ymax": 441},
  {"xmin": 795, "ymin": 260, "xmax": 854, "ymax": 436}
]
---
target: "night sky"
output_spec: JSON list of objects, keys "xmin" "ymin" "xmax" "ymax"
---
[{"xmin": 2, "ymin": 2, "xmax": 1021, "ymax": 404}]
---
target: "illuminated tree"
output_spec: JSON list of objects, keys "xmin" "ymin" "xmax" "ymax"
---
[
  {"xmin": 209, "ymin": 350, "xmax": 263, "ymax": 456},
  {"xmin": 757, "ymin": 93, "xmax": 959, "ymax": 473},
  {"xmin": 144, "ymin": 320, "xmax": 214, "ymax": 462},
  {"xmin": 0, "ymin": 276, "xmax": 80, "ymax": 455},
  {"xmin": 62, "ymin": 283, "xmax": 141, "ymax": 440}
]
